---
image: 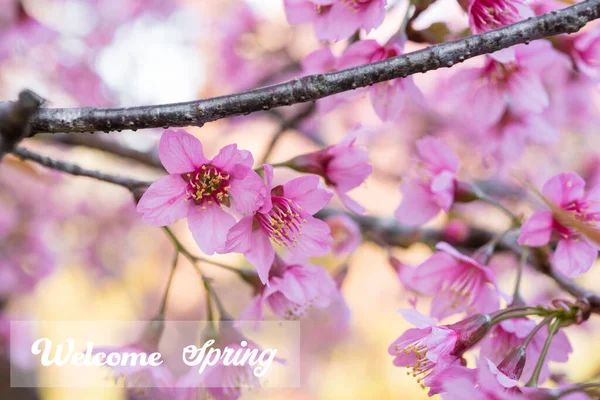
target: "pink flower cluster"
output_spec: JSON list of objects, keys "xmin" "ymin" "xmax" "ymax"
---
[{"xmin": 137, "ymin": 129, "xmax": 372, "ymax": 287}]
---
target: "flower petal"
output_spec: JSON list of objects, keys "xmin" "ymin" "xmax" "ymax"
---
[
  {"xmin": 245, "ymin": 229, "xmax": 276, "ymax": 285},
  {"xmin": 517, "ymin": 210, "xmax": 553, "ymax": 247},
  {"xmin": 229, "ymin": 170, "xmax": 266, "ymax": 214},
  {"xmin": 225, "ymin": 215, "xmax": 254, "ymax": 254},
  {"xmin": 283, "ymin": 175, "xmax": 333, "ymax": 214},
  {"xmin": 553, "ymin": 238, "xmax": 597, "ymax": 278},
  {"xmin": 136, "ymin": 175, "xmax": 189, "ymax": 226},
  {"xmin": 158, "ymin": 129, "xmax": 207, "ymax": 174},
  {"xmin": 188, "ymin": 205, "xmax": 236, "ymax": 255}
]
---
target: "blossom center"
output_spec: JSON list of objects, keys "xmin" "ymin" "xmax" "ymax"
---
[
  {"xmin": 182, "ymin": 165, "xmax": 231, "ymax": 209},
  {"xmin": 257, "ymin": 196, "xmax": 306, "ymax": 248},
  {"xmin": 471, "ymin": 0, "xmax": 520, "ymax": 30},
  {"xmin": 341, "ymin": 0, "xmax": 371, "ymax": 13},
  {"xmin": 555, "ymin": 199, "xmax": 600, "ymax": 238}
]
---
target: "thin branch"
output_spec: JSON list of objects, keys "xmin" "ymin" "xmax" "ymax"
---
[
  {"xmin": 316, "ymin": 208, "xmax": 600, "ymax": 313},
  {"xmin": 11, "ymin": 146, "xmax": 152, "ymax": 192},
  {"xmin": 42, "ymin": 133, "xmax": 163, "ymax": 169},
  {"xmin": 20, "ymin": 0, "xmax": 600, "ymax": 135}
]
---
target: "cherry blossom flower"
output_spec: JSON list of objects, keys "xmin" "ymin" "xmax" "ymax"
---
[
  {"xmin": 238, "ymin": 256, "xmax": 337, "ymax": 321},
  {"xmin": 402, "ymin": 242, "xmax": 502, "ymax": 319},
  {"xmin": 468, "ymin": 0, "xmax": 533, "ymax": 34},
  {"xmin": 395, "ymin": 137, "xmax": 460, "ymax": 226},
  {"xmin": 225, "ymin": 165, "xmax": 333, "ymax": 284},
  {"xmin": 389, "ymin": 309, "xmax": 491, "ymax": 387},
  {"xmin": 287, "ymin": 137, "xmax": 372, "ymax": 213},
  {"xmin": 449, "ymin": 41, "xmax": 558, "ymax": 129},
  {"xmin": 325, "ymin": 214, "xmax": 362, "ymax": 255},
  {"xmin": 572, "ymin": 25, "xmax": 600, "ymax": 81},
  {"xmin": 480, "ymin": 317, "xmax": 572, "ymax": 384},
  {"xmin": 337, "ymin": 39, "xmax": 424, "ymax": 121},
  {"xmin": 283, "ymin": 0, "xmax": 387, "ymax": 42},
  {"xmin": 518, "ymin": 172, "xmax": 600, "ymax": 278},
  {"xmin": 137, "ymin": 129, "xmax": 266, "ymax": 255}
]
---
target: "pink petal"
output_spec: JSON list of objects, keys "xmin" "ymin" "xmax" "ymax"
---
[
  {"xmin": 237, "ymin": 295, "xmax": 265, "ymax": 323},
  {"xmin": 245, "ymin": 229, "xmax": 276, "ymax": 285},
  {"xmin": 417, "ymin": 137, "xmax": 459, "ymax": 174},
  {"xmin": 314, "ymin": 2, "xmax": 360, "ymax": 42},
  {"xmin": 507, "ymin": 70, "xmax": 549, "ymax": 115},
  {"xmin": 229, "ymin": 170, "xmax": 266, "ymax": 214},
  {"xmin": 517, "ymin": 210, "xmax": 553, "ymax": 247},
  {"xmin": 369, "ymin": 80, "xmax": 406, "ymax": 122},
  {"xmin": 158, "ymin": 129, "xmax": 207, "ymax": 174},
  {"xmin": 336, "ymin": 189, "xmax": 366, "ymax": 214},
  {"xmin": 136, "ymin": 175, "xmax": 190, "ymax": 226},
  {"xmin": 395, "ymin": 181, "xmax": 442, "ymax": 226},
  {"xmin": 470, "ymin": 79, "xmax": 506, "ymax": 128},
  {"xmin": 210, "ymin": 144, "xmax": 250, "ymax": 179},
  {"xmin": 187, "ymin": 205, "xmax": 236, "ymax": 255},
  {"xmin": 283, "ymin": 0, "xmax": 318, "ymax": 24},
  {"xmin": 337, "ymin": 40, "xmax": 381, "ymax": 69},
  {"xmin": 302, "ymin": 48, "xmax": 336, "ymax": 74},
  {"xmin": 289, "ymin": 215, "xmax": 332, "ymax": 257},
  {"xmin": 553, "ymin": 238, "xmax": 597, "ymax": 278},
  {"xmin": 411, "ymin": 252, "xmax": 455, "ymax": 294},
  {"xmin": 283, "ymin": 175, "xmax": 333, "ymax": 214},
  {"xmin": 259, "ymin": 164, "xmax": 274, "ymax": 213},
  {"xmin": 225, "ymin": 215, "xmax": 254, "ymax": 254},
  {"xmin": 541, "ymin": 172, "xmax": 586, "ymax": 207},
  {"xmin": 361, "ymin": 0, "xmax": 386, "ymax": 32},
  {"xmin": 278, "ymin": 272, "xmax": 307, "ymax": 304},
  {"xmin": 397, "ymin": 308, "xmax": 436, "ymax": 328}
]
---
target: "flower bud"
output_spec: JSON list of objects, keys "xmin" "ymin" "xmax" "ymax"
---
[
  {"xmin": 498, "ymin": 345, "xmax": 526, "ymax": 380},
  {"xmin": 447, "ymin": 313, "xmax": 492, "ymax": 356}
]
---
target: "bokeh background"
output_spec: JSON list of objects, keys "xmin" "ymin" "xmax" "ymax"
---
[{"xmin": 2, "ymin": 0, "xmax": 600, "ymax": 399}]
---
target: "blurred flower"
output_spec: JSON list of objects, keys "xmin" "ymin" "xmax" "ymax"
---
[
  {"xmin": 389, "ymin": 309, "xmax": 491, "ymax": 387},
  {"xmin": 480, "ymin": 318, "xmax": 572, "ymax": 383},
  {"xmin": 238, "ymin": 256, "xmax": 337, "ymax": 321},
  {"xmin": 137, "ymin": 129, "xmax": 266, "ymax": 255},
  {"xmin": 225, "ymin": 165, "xmax": 332, "ymax": 284},
  {"xmin": 283, "ymin": 0, "xmax": 387, "ymax": 42},
  {"xmin": 337, "ymin": 39, "xmax": 424, "ymax": 121},
  {"xmin": 518, "ymin": 172, "xmax": 600, "ymax": 278},
  {"xmin": 395, "ymin": 137, "xmax": 460, "ymax": 226},
  {"xmin": 325, "ymin": 214, "xmax": 362, "ymax": 255},
  {"xmin": 287, "ymin": 137, "xmax": 373, "ymax": 213},
  {"xmin": 468, "ymin": 0, "xmax": 532, "ymax": 34},
  {"xmin": 572, "ymin": 25, "xmax": 600, "ymax": 81},
  {"xmin": 404, "ymin": 242, "xmax": 501, "ymax": 319}
]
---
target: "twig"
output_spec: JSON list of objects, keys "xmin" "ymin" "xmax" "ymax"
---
[
  {"xmin": 0, "ymin": 90, "xmax": 45, "ymax": 158},
  {"xmin": 11, "ymin": 146, "xmax": 152, "ymax": 192},
  {"xmin": 19, "ymin": 0, "xmax": 600, "ymax": 135}
]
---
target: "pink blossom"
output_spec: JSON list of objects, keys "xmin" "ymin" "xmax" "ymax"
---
[
  {"xmin": 449, "ymin": 42, "xmax": 557, "ymax": 129},
  {"xmin": 225, "ymin": 165, "xmax": 333, "ymax": 284},
  {"xmin": 0, "ymin": 4, "xmax": 56, "ymax": 62},
  {"xmin": 287, "ymin": 138, "xmax": 373, "ymax": 213},
  {"xmin": 93, "ymin": 320, "xmax": 173, "ymax": 391},
  {"xmin": 389, "ymin": 310, "xmax": 491, "ymax": 387},
  {"xmin": 518, "ymin": 172, "xmax": 600, "ymax": 278},
  {"xmin": 337, "ymin": 39, "xmax": 424, "ymax": 121},
  {"xmin": 468, "ymin": 0, "xmax": 533, "ymax": 34},
  {"xmin": 480, "ymin": 318, "xmax": 572, "ymax": 384},
  {"xmin": 483, "ymin": 112, "xmax": 560, "ymax": 164},
  {"xmin": 238, "ymin": 257, "xmax": 337, "ymax": 321},
  {"xmin": 395, "ymin": 137, "xmax": 460, "ymax": 226},
  {"xmin": 325, "ymin": 214, "xmax": 362, "ymax": 255},
  {"xmin": 572, "ymin": 26, "xmax": 600, "ymax": 81},
  {"xmin": 137, "ymin": 130, "xmax": 266, "ymax": 255},
  {"xmin": 283, "ymin": 0, "xmax": 387, "ymax": 42},
  {"xmin": 405, "ymin": 242, "xmax": 501, "ymax": 319}
]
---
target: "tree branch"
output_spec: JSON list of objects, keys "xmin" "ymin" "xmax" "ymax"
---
[
  {"xmin": 20, "ymin": 0, "xmax": 600, "ymax": 135},
  {"xmin": 12, "ymin": 147, "xmax": 152, "ymax": 192},
  {"xmin": 316, "ymin": 208, "xmax": 600, "ymax": 313}
]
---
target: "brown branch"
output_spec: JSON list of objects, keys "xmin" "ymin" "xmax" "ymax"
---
[
  {"xmin": 14, "ymin": 0, "xmax": 600, "ymax": 135},
  {"xmin": 11, "ymin": 147, "xmax": 152, "ymax": 193},
  {"xmin": 0, "ymin": 90, "xmax": 44, "ymax": 159}
]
